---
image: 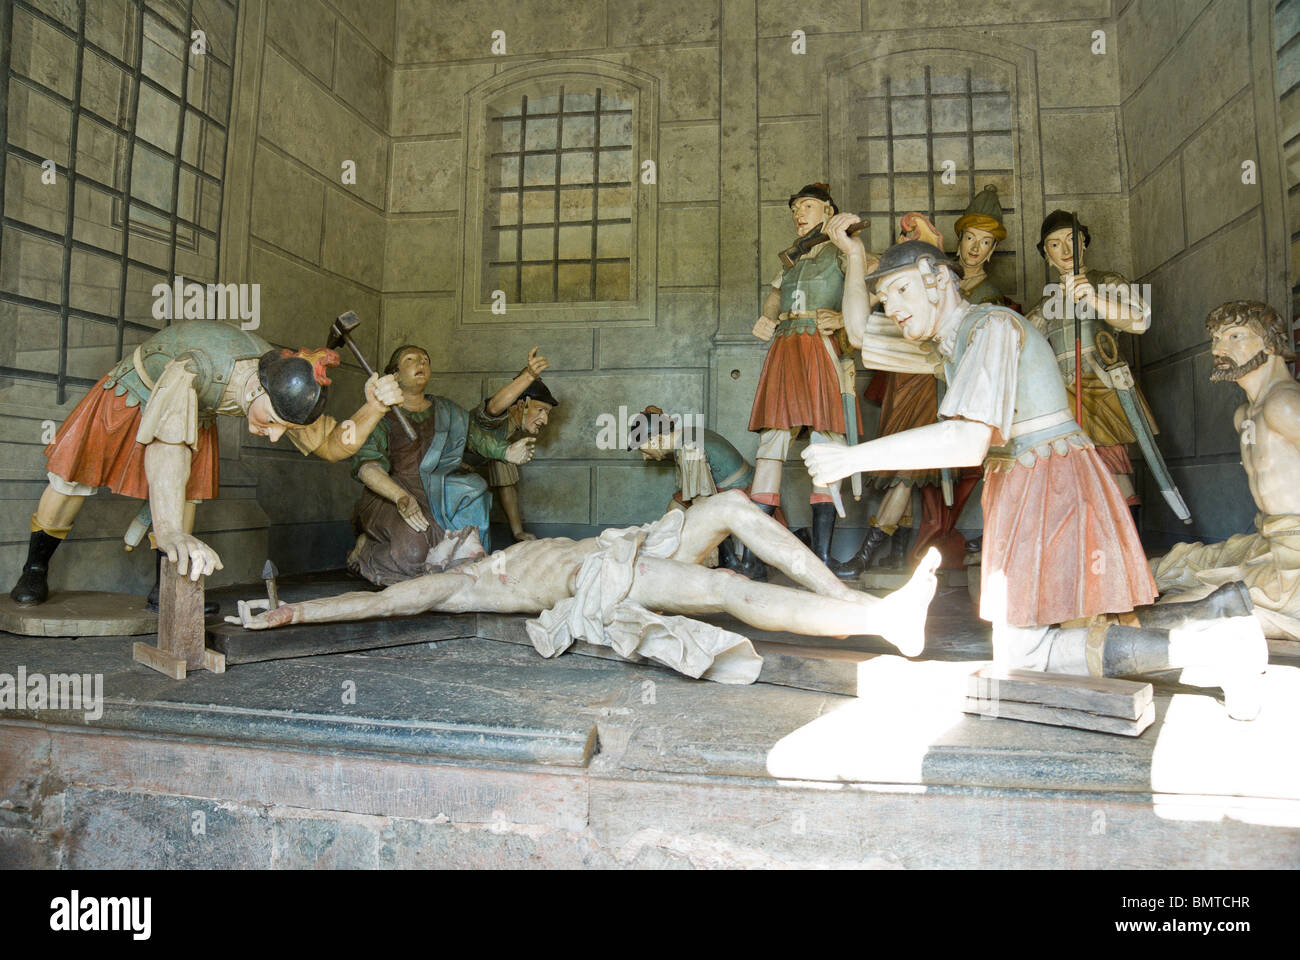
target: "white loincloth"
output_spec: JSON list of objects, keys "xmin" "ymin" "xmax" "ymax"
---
[{"xmin": 524, "ymin": 510, "xmax": 764, "ymax": 684}]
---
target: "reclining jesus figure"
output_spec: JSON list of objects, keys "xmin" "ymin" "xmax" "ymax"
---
[{"xmin": 232, "ymin": 489, "xmax": 941, "ymax": 684}]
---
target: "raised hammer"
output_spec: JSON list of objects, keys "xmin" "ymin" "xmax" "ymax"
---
[{"xmin": 327, "ymin": 310, "xmax": 417, "ymax": 441}]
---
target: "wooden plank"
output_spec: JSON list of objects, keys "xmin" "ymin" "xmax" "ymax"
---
[
  {"xmin": 158, "ymin": 559, "xmax": 206, "ymax": 670},
  {"xmin": 206, "ymin": 613, "xmax": 479, "ymax": 665},
  {"xmin": 132, "ymin": 642, "xmax": 186, "ymax": 680},
  {"xmin": 968, "ymin": 667, "xmax": 1152, "ymax": 720},
  {"xmin": 964, "ymin": 696, "xmax": 1156, "ymax": 737}
]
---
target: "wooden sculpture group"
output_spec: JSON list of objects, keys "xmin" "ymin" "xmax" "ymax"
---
[{"xmin": 10, "ymin": 179, "xmax": 1293, "ymax": 729}]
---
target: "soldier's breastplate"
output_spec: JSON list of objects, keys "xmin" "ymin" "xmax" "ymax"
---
[
  {"xmin": 780, "ymin": 244, "xmax": 844, "ymax": 314},
  {"xmin": 1044, "ymin": 316, "xmax": 1103, "ymax": 379},
  {"xmin": 946, "ymin": 305, "xmax": 1078, "ymax": 459}
]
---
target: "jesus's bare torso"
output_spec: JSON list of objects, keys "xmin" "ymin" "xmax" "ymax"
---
[{"xmin": 1236, "ymin": 376, "xmax": 1300, "ymax": 516}]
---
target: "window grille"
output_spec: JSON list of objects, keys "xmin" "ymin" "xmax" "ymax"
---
[
  {"xmin": 0, "ymin": 0, "xmax": 238, "ymax": 402},
  {"xmin": 482, "ymin": 85, "xmax": 635, "ymax": 305},
  {"xmin": 1275, "ymin": 0, "xmax": 1300, "ymax": 359}
]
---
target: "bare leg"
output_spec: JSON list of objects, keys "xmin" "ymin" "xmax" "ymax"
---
[
  {"xmin": 674, "ymin": 489, "xmax": 855, "ymax": 600},
  {"xmin": 627, "ymin": 548, "xmax": 941, "ymax": 656}
]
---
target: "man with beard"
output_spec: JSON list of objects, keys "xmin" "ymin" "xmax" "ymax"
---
[
  {"xmin": 803, "ymin": 220, "xmax": 1269, "ymax": 720},
  {"xmin": 1153, "ymin": 301, "xmax": 1300, "ymax": 641}
]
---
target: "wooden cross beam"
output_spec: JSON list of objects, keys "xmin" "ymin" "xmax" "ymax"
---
[{"xmin": 132, "ymin": 558, "xmax": 226, "ymax": 679}]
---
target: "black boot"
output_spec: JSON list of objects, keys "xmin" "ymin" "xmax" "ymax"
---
[
  {"xmin": 9, "ymin": 530, "xmax": 63, "ymax": 606},
  {"xmin": 876, "ymin": 527, "xmax": 910, "ymax": 570},
  {"xmin": 828, "ymin": 526, "xmax": 889, "ymax": 580},
  {"xmin": 1134, "ymin": 581, "xmax": 1252, "ymax": 630},
  {"xmin": 810, "ymin": 502, "xmax": 836, "ymax": 567},
  {"xmin": 1102, "ymin": 621, "xmax": 1266, "ymax": 721},
  {"xmin": 731, "ymin": 502, "xmax": 776, "ymax": 582},
  {"xmin": 146, "ymin": 550, "xmax": 220, "ymax": 617}
]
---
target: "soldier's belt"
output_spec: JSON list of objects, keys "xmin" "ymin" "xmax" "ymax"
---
[
  {"xmin": 1008, "ymin": 409, "xmax": 1075, "ymax": 440},
  {"xmin": 776, "ymin": 313, "xmax": 819, "ymax": 335}
]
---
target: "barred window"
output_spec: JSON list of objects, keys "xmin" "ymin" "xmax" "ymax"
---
[
  {"xmin": 483, "ymin": 85, "xmax": 635, "ymax": 305},
  {"xmin": 0, "ymin": 0, "xmax": 237, "ymax": 403},
  {"xmin": 850, "ymin": 65, "xmax": 1016, "ymax": 286}
]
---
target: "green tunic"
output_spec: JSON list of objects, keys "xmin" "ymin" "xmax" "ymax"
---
[{"xmin": 351, "ymin": 401, "xmax": 507, "ymax": 480}]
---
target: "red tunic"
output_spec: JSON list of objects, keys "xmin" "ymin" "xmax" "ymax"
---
[
  {"xmin": 748, "ymin": 329, "xmax": 862, "ymax": 435},
  {"xmin": 45, "ymin": 375, "xmax": 220, "ymax": 501}
]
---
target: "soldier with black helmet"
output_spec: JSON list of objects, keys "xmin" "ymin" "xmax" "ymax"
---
[{"xmin": 8, "ymin": 319, "xmax": 403, "ymax": 608}]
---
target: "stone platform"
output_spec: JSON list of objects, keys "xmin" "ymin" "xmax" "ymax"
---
[{"xmin": 1, "ymin": 572, "xmax": 1298, "ymax": 869}]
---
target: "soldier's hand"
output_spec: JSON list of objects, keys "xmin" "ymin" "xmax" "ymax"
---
[
  {"xmin": 752, "ymin": 316, "xmax": 776, "ymax": 341},
  {"xmin": 506, "ymin": 437, "xmax": 536, "ymax": 465},
  {"xmin": 801, "ymin": 443, "xmax": 859, "ymax": 488},
  {"xmin": 156, "ymin": 531, "xmax": 223, "ymax": 581},
  {"xmin": 366, "ymin": 373, "xmax": 403, "ymax": 409},
  {"xmin": 1064, "ymin": 272, "xmax": 1094, "ymax": 304},
  {"xmin": 825, "ymin": 213, "xmax": 865, "ymax": 255},
  {"xmin": 816, "ymin": 308, "xmax": 845, "ymax": 335},
  {"xmin": 396, "ymin": 494, "xmax": 430, "ymax": 532},
  {"xmin": 524, "ymin": 346, "xmax": 550, "ymax": 378}
]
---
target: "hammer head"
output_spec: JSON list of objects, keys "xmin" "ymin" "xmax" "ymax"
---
[
  {"xmin": 262, "ymin": 559, "xmax": 278, "ymax": 581},
  {"xmin": 327, "ymin": 311, "xmax": 361, "ymax": 349}
]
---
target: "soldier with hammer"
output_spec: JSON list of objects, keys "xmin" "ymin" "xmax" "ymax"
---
[{"xmin": 9, "ymin": 319, "xmax": 403, "ymax": 608}]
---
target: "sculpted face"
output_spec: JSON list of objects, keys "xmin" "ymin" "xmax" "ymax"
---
[
  {"xmin": 394, "ymin": 349, "xmax": 430, "ymax": 393},
  {"xmin": 1042, "ymin": 227, "xmax": 1079, "ymax": 276},
  {"xmin": 1210, "ymin": 323, "xmax": 1271, "ymax": 382},
  {"xmin": 877, "ymin": 268, "xmax": 940, "ymax": 342},
  {"xmin": 638, "ymin": 428, "xmax": 678, "ymax": 460},
  {"xmin": 958, "ymin": 227, "xmax": 998, "ymax": 271},
  {"xmin": 247, "ymin": 391, "xmax": 288, "ymax": 442},
  {"xmin": 518, "ymin": 398, "xmax": 551, "ymax": 435},
  {"xmin": 790, "ymin": 197, "xmax": 831, "ymax": 238}
]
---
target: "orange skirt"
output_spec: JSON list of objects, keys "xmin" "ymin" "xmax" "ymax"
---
[
  {"xmin": 872, "ymin": 371, "xmax": 940, "ymax": 486},
  {"xmin": 980, "ymin": 443, "xmax": 1155, "ymax": 627},
  {"xmin": 45, "ymin": 376, "xmax": 220, "ymax": 501},
  {"xmin": 748, "ymin": 331, "xmax": 862, "ymax": 435}
]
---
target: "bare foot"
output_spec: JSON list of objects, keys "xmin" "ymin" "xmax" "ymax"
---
[{"xmin": 871, "ymin": 547, "xmax": 940, "ymax": 657}]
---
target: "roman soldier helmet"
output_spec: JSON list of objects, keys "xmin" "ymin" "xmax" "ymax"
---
[
  {"xmin": 863, "ymin": 239, "xmax": 961, "ymax": 292},
  {"xmin": 1036, "ymin": 209, "xmax": 1091, "ymax": 258},
  {"xmin": 788, "ymin": 182, "xmax": 838, "ymax": 215},
  {"xmin": 954, "ymin": 184, "xmax": 1008, "ymax": 243},
  {"xmin": 256, "ymin": 347, "xmax": 339, "ymax": 424}
]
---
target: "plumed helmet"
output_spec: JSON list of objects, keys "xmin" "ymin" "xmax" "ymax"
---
[
  {"xmin": 1037, "ymin": 209, "xmax": 1090, "ymax": 258},
  {"xmin": 787, "ymin": 182, "xmax": 838, "ymax": 214},
  {"xmin": 256, "ymin": 347, "xmax": 339, "ymax": 424},
  {"xmin": 863, "ymin": 239, "xmax": 960, "ymax": 290}
]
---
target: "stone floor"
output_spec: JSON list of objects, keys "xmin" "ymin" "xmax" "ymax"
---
[{"xmin": 1, "ymin": 571, "xmax": 1298, "ymax": 869}]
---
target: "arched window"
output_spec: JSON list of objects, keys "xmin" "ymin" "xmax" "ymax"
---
[{"xmin": 463, "ymin": 60, "xmax": 657, "ymax": 324}]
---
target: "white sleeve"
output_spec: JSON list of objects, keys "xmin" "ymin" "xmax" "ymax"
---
[
  {"xmin": 937, "ymin": 313, "xmax": 1022, "ymax": 447},
  {"xmin": 135, "ymin": 359, "xmax": 200, "ymax": 450}
]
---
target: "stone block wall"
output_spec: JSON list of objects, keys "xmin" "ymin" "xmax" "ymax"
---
[{"xmin": 1117, "ymin": 0, "xmax": 1290, "ymax": 548}]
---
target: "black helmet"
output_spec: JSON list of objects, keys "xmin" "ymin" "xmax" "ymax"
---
[
  {"xmin": 788, "ymin": 182, "xmax": 838, "ymax": 214},
  {"xmin": 863, "ymin": 240, "xmax": 960, "ymax": 290},
  {"xmin": 1037, "ymin": 209, "xmax": 1091, "ymax": 258},
  {"xmin": 517, "ymin": 376, "xmax": 558, "ymax": 408},
  {"xmin": 256, "ymin": 348, "xmax": 337, "ymax": 424}
]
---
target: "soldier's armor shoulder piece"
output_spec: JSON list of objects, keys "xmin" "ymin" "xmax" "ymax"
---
[
  {"xmin": 949, "ymin": 303, "xmax": 1071, "ymax": 430},
  {"xmin": 105, "ymin": 320, "xmax": 272, "ymax": 411}
]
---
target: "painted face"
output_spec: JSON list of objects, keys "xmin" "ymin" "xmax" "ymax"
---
[
  {"xmin": 393, "ymin": 349, "xmax": 430, "ymax": 392},
  {"xmin": 876, "ymin": 268, "xmax": 939, "ymax": 342},
  {"xmin": 790, "ymin": 197, "xmax": 829, "ymax": 238},
  {"xmin": 247, "ymin": 392, "xmax": 289, "ymax": 442},
  {"xmin": 518, "ymin": 398, "xmax": 551, "ymax": 435},
  {"xmin": 958, "ymin": 227, "xmax": 997, "ymax": 270},
  {"xmin": 1042, "ymin": 227, "xmax": 1079, "ymax": 276},
  {"xmin": 1210, "ymin": 324, "xmax": 1271, "ymax": 382}
]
